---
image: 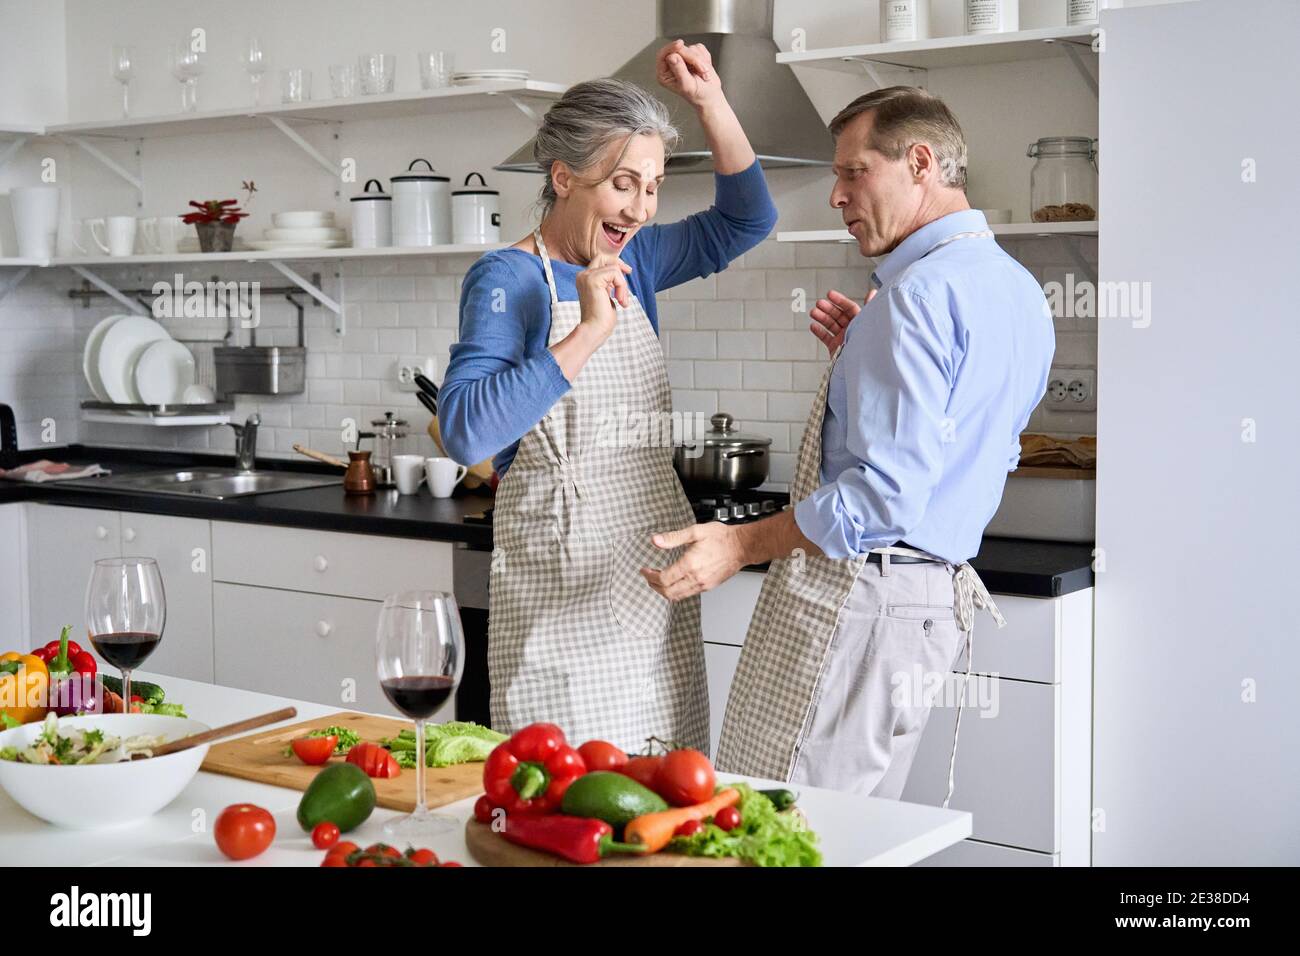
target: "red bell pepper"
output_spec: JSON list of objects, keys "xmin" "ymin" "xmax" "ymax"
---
[
  {"xmin": 502, "ymin": 814, "xmax": 646, "ymax": 864},
  {"xmin": 482, "ymin": 722, "xmax": 586, "ymax": 815},
  {"xmin": 34, "ymin": 626, "xmax": 99, "ymax": 716}
]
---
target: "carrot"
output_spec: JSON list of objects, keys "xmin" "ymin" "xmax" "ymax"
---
[{"xmin": 624, "ymin": 788, "xmax": 741, "ymax": 853}]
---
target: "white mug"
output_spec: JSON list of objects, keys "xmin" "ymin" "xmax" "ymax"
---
[
  {"xmin": 424, "ymin": 456, "xmax": 467, "ymax": 498},
  {"xmin": 139, "ymin": 216, "xmax": 184, "ymax": 254},
  {"xmin": 88, "ymin": 215, "xmax": 137, "ymax": 257},
  {"xmin": 10, "ymin": 185, "xmax": 60, "ymax": 259},
  {"xmin": 392, "ymin": 454, "xmax": 425, "ymax": 495}
]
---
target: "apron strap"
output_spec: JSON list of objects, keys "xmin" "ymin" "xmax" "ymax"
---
[
  {"xmin": 533, "ymin": 228, "xmax": 560, "ymax": 306},
  {"xmin": 941, "ymin": 561, "xmax": 1003, "ymax": 809}
]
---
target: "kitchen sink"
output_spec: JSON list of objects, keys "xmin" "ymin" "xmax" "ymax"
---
[{"xmin": 67, "ymin": 468, "xmax": 343, "ymax": 500}]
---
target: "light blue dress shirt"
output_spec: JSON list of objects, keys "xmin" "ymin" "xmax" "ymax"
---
[{"xmin": 793, "ymin": 209, "xmax": 1055, "ymax": 563}]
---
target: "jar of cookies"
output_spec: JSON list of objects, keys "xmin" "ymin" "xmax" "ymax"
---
[{"xmin": 1027, "ymin": 137, "xmax": 1098, "ymax": 223}]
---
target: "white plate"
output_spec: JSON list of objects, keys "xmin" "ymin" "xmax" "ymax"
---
[
  {"xmin": 82, "ymin": 313, "xmax": 128, "ymax": 401},
  {"xmin": 271, "ymin": 210, "xmax": 335, "ymax": 228},
  {"xmin": 96, "ymin": 315, "xmax": 171, "ymax": 404},
  {"xmin": 134, "ymin": 339, "xmax": 196, "ymax": 405},
  {"xmin": 264, "ymin": 226, "xmax": 346, "ymax": 241},
  {"xmin": 246, "ymin": 239, "xmax": 348, "ymax": 251}
]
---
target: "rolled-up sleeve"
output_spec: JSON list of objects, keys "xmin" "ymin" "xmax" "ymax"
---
[{"xmin": 793, "ymin": 286, "xmax": 956, "ymax": 558}]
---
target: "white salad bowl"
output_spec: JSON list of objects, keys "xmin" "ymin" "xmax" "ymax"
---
[{"xmin": 0, "ymin": 713, "xmax": 210, "ymax": 829}]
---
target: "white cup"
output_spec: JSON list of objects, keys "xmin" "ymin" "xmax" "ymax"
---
[
  {"xmin": 10, "ymin": 185, "xmax": 60, "ymax": 259},
  {"xmin": 140, "ymin": 215, "xmax": 184, "ymax": 254},
  {"xmin": 88, "ymin": 215, "xmax": 137, "ymax": 257},
  {"xmin": 424, "ymin": 457, "xmax": 467, "ymax": 498},
  {"xmin": 392, "ymin": 454, "xmax": 426, "ymax": 495}
]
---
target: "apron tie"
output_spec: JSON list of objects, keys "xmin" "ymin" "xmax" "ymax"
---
[{"xmin": 943, "ymin": 561, "xmax": 1004, "ymax": 809}]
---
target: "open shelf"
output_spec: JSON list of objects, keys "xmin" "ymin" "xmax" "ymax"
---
[
  {"xmin": 778, "ymin": 221, "xmax": 1099, "ymax": 243},
  {"xmin": 776, "ymin": 25, "xmax": 1096, "ymax": 73},
  {"xmin": 41, "ymin": 80, "xmax": 565, "ymax": 140},
  {"xmin": 47, "ymin": 242, "xmax": 506, "ymax": 268}
]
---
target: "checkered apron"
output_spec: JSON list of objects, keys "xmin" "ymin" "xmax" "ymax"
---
[
  {"xmin": 487, "ymin": 229, "xmax": 709, "ymax": 754},
  {"xmin": 716, "ymin": 229, "xmax": 1005, "ymax": 784}
]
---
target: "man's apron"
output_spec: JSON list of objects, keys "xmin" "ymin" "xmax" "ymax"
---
[
  {"xmin": 716, "ymin": 229, "xmax": 1005, "ymax": 802},
  {"xmin": 487, "ymin": 229, "xmax": 709, "ymax": 754}
]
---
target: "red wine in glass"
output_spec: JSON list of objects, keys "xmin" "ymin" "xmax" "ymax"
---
[
  {"xmin": 381, "ymin": 675, "xmax": 454, "ymax": 719},
  {"xmin": 86, "ymin": 557, "xmax": 166, "ymax": 709},
  {"xmin": 90, "ymin": 631, "xmax": 162, "ymax": 671}
]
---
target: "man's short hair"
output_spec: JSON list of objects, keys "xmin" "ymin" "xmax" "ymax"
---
[{"xmin": 829, "ymin": 86, "xmax": 967, "ymax": 190}]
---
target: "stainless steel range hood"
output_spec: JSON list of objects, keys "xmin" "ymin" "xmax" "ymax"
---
[{"xmin": 495, "ymin": 0, "xmax": 832, "ymax": 174}]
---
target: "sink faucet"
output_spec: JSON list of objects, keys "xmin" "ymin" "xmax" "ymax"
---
[{"xmin": 229, "ymin": 413, "xmax": 261, "ymax": 472}]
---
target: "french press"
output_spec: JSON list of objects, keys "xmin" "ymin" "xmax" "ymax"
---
[{"xmin": 368, "ymin": 411, "xmax": 410, "ymax": 488}]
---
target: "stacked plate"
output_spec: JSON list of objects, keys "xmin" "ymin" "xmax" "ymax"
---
[
  {"xmin": 452, "ymin": 69, "xmax": 530, "ymax": 85},
  {"xmin": 248, "ymin": 211, "xmax": 347, "ymax": 252},
  {"xmin": 84, "ymin": 314, "xmax": 200, "ymax": 405}
]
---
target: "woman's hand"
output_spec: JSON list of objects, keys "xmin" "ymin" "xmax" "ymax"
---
[
  {"xmin": 656, "ymin": 39, "xmax": 723, "ymax": 110},
  {"xmin": 575, "ymin": 252, "xmax": 632, "ymax": 341},
  {"xmin": 810, "ymin": 289, "xmax": 875, "ymax": 356}
]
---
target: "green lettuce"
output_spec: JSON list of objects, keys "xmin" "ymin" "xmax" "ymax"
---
[{"xmin": 669, "ymin": 783, "xmax": 822, "ymax": 867}]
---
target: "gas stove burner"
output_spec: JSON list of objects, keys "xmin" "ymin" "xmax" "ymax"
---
[{"xmin": 688, "ymin": 490, "xmax": 786, "ymax": 525}]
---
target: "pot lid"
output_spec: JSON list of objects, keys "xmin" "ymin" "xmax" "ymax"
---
[
  {"xmin": 688, "ymin": 412, "xmax": 772, "ymax": 448},
  {"xmin": 453, "ymin": 171, "xmax": 498, "ymax": 196},
  {"xmin": 350, "ymin": 178, "xmax": 391, "ymax": 201},
  {"xmin": 392, "ymin": 158, "xmax": 449, "ymax": 182}
]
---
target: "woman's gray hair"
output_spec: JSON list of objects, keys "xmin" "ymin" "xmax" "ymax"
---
[{"xmin": 533, "ymin": 78, "xmax": 679, "ymax": 215}]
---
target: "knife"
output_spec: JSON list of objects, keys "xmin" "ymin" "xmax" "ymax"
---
[
  {"xmin": 413, "ymin": 371, "xmax": 439, "ymax": 401},
  {"xmin": 416, "ymin": 391, "xmax": 437, "ymax": 416}
]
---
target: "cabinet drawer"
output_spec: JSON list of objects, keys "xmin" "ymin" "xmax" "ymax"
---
[
  {"xmin": 704, "ymin": 642, "xmax": 741, "ymax": 758},
  {"xmin": 901, "ymin": 675, "xmax": 1058, "ymax": 853},
  {"xmin": 914, "ymin": 839, "xmax": 1057, "ymax": 867},
  {"xmin": 952, "ymin": 591, "xmax": 1091, "ymax": 684},
  {"xmin": 212, "ymin": 583, "xmax": 452, "ymax": 722},
  {"xmin": 211, "ymin": 522, "xmax": 453, "ymax": 601},
  {"xmin": 700, "ymin": 571, "xmax": 764, "ymax": 647}
]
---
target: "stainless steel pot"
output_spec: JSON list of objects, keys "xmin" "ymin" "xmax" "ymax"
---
[{"xmin": 674, "ymin": 412, "xmax": 771, "ymax": 492}]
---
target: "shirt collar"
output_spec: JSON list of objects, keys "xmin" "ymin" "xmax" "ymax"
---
[{"xmin": 870, "ymin": 208, "xmax": 990, "ymax": 289}]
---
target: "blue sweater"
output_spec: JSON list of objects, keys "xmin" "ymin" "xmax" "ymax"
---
[{"xmin": 439, "ymin": 160, "xmax": 778, "ymax": 474}]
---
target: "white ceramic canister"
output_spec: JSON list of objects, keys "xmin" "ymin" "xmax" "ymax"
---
[
  {"xmin": 350, "ymin": 178, "xmax": 392, "ymax": 248},
  {"xmin": 10, "ymin": 185, "xmax": 60, "ymax": 259},
  {"xmin": 391, "ymin": 158, "xmax": 451, "ymax": 246},
  {"xmin": 880, "ymin": 0, "xmax": 930, "ymax": 42},
  {"xmin": 452, "ymin": 172, "xmax": 501, "ymax": 245},
  {"xmin": 965, "ymin": 0, "xmax": 1019, "ymax": 34}
]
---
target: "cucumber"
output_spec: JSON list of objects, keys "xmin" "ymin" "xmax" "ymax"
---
[
  {"xmin": 99, "ymin": 675, "xmax": 165, "ymax": 705},
  {"xmin": 759, "ymin": 788, "xmax": 798, "ymax": 811},
  {"xmin": 561, "ymin": 771, "xmax": 668, "ymax": 829}
]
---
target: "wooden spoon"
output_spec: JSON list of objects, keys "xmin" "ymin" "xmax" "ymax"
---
[
  {"xmin": 130, "ymin": 706, "xmax": 298, "ymax": 760},
  {"xmin": 292, "ymin": 444, "xmax": 347, "ymax": 469}
]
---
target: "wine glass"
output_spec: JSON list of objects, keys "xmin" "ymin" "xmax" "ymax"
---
[
  {"xmin": 170, "ymin": 41, "xmax": 204, "ymax": 112},
  {"xmin": 375, "ymin": 591, "xmax": 464, "ymax": 839},
  {"xmin": 86, "ymin": 558, "xmax": 166, "ymax": 710},
  {"xmin": 244, "ymin": 35, "xmax": 267, "ymax": 106},
  {"xmin": 111, "ymin": 44, "xmax": 135, "ymax": 118}
]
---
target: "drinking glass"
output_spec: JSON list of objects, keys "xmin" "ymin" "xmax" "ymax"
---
[
  {"xmin": 170, "ymin": 41, "xmax": 204, "ymax": 112},
  {"xmin": 358, "ymin": 53, "xmax": 396, "ymax": 95},
  {"xmin": 244, "ymin": 35, "xmax": 267, "ymax": 105},
  {"xmin": 86, "ymin": 558, "xmax": 166, "ymax": 711},
  {"xmin": 328, "ymin": 63, "xmax": 358, "ymax": 99},
  {"xmin": 418, "ymin": 51, "xmax": 453, "ymax": 90},
  {"xmin": 280, "ymin": 68, "xmax": 312, "ymax": 104},
  {"xmin": 111, "ymin": 44, "xmax": 135, "ymax": 117},
  {"xmin": 375, "ymin": 591, "xmax": 464, "ymax": 839}
]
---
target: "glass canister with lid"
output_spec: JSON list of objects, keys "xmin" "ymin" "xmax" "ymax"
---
[{"xmin": 1027, "ymin": 136, "xmax": 1098, "ymax": 223}]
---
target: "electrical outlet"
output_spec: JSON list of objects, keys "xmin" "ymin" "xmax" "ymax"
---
[
  {"xmin": 394, "ymin": 356, "xmax": 437, "ymax": 392},
  {"xmin": 1045, "ymin": 367, "xmax": 1096, "ymax": 412}
]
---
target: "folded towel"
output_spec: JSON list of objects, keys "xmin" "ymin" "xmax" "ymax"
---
[{"xmin": 0, "ymin": 460, "xmax": 111, "ymax": 483}]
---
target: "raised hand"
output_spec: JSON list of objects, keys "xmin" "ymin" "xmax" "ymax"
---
[
  {"xmin": 810, "ymin": 288, "xmax": 875, "ymax": 356},
  {"xmin": 656, "ymin": 39, "xmax": 722, "ymax": 109}
]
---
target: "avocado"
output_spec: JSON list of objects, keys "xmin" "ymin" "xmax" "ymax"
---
[
  {"xmin": 297, "ymin": 763, "xmax": 376, "ymax": 833},
  {"xmin": 561, "ymin": 771, "xmax": 668, "ymax": 829}
]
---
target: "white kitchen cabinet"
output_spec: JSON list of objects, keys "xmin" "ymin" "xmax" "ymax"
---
[
  {"xmin": 120, "ymin": 513, "xmax": 214, "ymax": 682},
  {"xmin": 0, "ymin": 504, "xmax": 29, "ymax": 640},
  {"xmin": 703, "ymin": 642, "xmax": 742, "ymax": 757},
  {"xmin": 914, "ymin": 839, "xmax": 1056, "ymax": 867},
  {"xmin": 212, "ymin": 582, "xmax": 452, "ymax": 723},
  {"xmin": 700, "ymin": 570, "xmax": 764, "ymax": 647},
  {"xmin": 24, "ymin": 504, "xmax": 121, "ymax": 645}
]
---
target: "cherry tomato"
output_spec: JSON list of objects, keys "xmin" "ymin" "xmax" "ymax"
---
[
  {"xmin": 714, "ymin": 806, "xmax": 741, "ymax": 832},
  {"xmin": 214, "ymin": 804, "xmax": 276, "ymax": 860},
  {"xmin": 320, "ymin": 855, "xmax": 348, "ymax": 867},
  {"xmin": 619, "ymin": 755, "xmax": 664, "ymax": 791},
  {"xmin": 473, "ymin": 795, "xmax": 496, "ymax": 824},
  {"xmin": 355, "ymin": 858, "xmax": 376, "ymax": 867},
  {"xmin": 407, "ymin": 848, "xmax": 439, "ymax": 866},
  {"xmin": 311, "ymin": 821, "xmax": 340, "ymax": 850},
  {"xmin": 674, "ymin": 819, "xmax": 705, "ymax": 837},
  {"xmin": 347, "ymin": 742, "xmax": 402, "ymax": 778},
  {"xmin": 654, "ymin": 749, "xmax": 716, "ymax": 807},
  {"xmin": 578, "ymin": 740, "xmax": 628, "ymax": 772},
  {"xmin": 326, "ymin": 840, "xmax": 360, "ymax": 864},
  {"xmin": 365, "ymin": 842, "xmax": 401, "ymax": 858},
  {"xmin": 439, "ymin": 861, "xmax": 464, "ymax": 867},
  {"xmin": 291, "ymin": 734, "xmax": 338, "ymax": 766}
]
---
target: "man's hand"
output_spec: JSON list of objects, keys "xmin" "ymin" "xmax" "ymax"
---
[
  {"xmin": 641, "ymin": 522, "xmax": 746, "ymax": 601},
  {"xmin": 809, "ymin": 288, "xmax": 875, "ymax": 356}
]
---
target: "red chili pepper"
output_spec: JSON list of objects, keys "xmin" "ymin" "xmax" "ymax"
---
[
  {"xmin": 482, "ymin": 722, "xmax": 586, "ymax": 815},
  {"xmin": 502, "ymin": 815, "xmax": 646, "ymax": 865}
]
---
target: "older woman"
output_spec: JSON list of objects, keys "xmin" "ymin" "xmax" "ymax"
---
[{"xmin": 439, "ymin": 42, "xmax": 776, "ymax": 752}]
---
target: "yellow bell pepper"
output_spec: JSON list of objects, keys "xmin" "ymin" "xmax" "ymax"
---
[{"xmin": 0, "ymin": 652, "xmax": 49, "ymax": 725}]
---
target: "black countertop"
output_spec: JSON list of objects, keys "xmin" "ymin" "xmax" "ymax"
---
[{"xmin": 2, "ymin": 446, "xmax": 1092, "ymax": 597}]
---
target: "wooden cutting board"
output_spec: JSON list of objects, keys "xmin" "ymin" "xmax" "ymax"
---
[
  {"xmin": 200, "ymin": 711, "xmax": 486, "ymax": 812},
  {"xmin": 464, "ymin": 820, "xmax": 746, "ymax": 867}
]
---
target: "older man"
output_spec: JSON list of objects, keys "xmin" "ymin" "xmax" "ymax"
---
[{"xmin": 642, "ymin": 87, "xmax": 1054, "ymax": 798}]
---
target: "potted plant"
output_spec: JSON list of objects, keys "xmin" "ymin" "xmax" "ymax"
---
[{"xmin": 182, "ymin": 180, "xmax": 256, "ymax": 252}]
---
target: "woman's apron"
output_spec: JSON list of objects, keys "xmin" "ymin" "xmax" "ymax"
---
[
  {"xmin": 487, "ymin": 229, "xmax": 710, "ymax": 754},
  {"xmin": 716, "ymin": 229, "xmax": 1005, "ymax": 802}
]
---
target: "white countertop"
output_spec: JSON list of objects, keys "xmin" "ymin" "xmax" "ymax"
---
[{"xmin": 2, "ymin": 674, "xmax": 971, "ymax": 867}]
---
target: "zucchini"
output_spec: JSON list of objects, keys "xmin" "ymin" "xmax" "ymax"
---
[{"xmin": 99, "ymin": 675, "xmax": 165, "ymax": 705}]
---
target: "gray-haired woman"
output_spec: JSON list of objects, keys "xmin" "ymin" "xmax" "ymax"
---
[{"xmin": 439, "ymin": 41, "xmax": 776, "ymax": 752}]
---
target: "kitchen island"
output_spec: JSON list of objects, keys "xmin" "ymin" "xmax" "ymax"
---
[{"xmin": 0, "ymin": 674, "xmax": 972, "ymax": 867}]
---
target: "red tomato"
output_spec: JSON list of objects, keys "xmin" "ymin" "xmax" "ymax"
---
[
  {"xmin": 407, "ymin": 848, "xmax": 439, "ymax": 866},
  {"xmin": 326, "ymin": 840, "xmax": 360, "ymax": 863},
  {"xmin": 473, "ymin": 795, "xmax": 496, "ymax": 824},
  {"xmin": 291, "ymin": 734, "xmax": 338, "ymax": 766},
  {"xmin": 365, "ymin": 842, "xmax": 401, "ymax": 858},
  {"xmin": 674, "ymin": 819, "xmax": 704, "ymax": 837},
  {"xmin": 714, "ymin": 806, "xmax": 741, "ymax": 832},
  {"xmin": 578, "ymin": 740, "xmax": 628, "ymax": 772},
  {"xmin": 320, "ymin": 854, "xmax": 347, "ymax": 867},
  {"xmin": 619, "ymin": 755, "xmax": 664, "ymax": 791},
  {"xmin": 214, "ymin": 804, "xmax": 276, "ymax": 860},
  {"xmin": 311, "ymin": 821, "xmax": 340, "ymax": 850},
  {"xmin": 654, "ymin": 749, "xmax": 715, "ymax": 807},
  {"xmin": 347, "ymin": 742, "xmax": 401, "ymax": 778},
  {"xmin": 440, "ymin": 861, "xmax": 464, "ymax": 867}
]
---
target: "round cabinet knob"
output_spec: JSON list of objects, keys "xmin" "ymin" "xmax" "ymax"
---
[
  {"xmin": 316, "ymin": 621, "xmax": 332, "ymax": 638},
  {"xmin": 314, "ymin": 555, "xmax": 328, "ymax": 572},
  {"xmin": 123, "ymin": 527, "xmax": 136, "ymax": 543},
  {"xmin": 95, "ymin": 526, "xmax": 108, "ymax": 540}
]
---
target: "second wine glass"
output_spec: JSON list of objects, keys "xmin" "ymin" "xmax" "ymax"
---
[{"xmin": 85, "ymin": 557, "xmax": 166, "ymax": 710}]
